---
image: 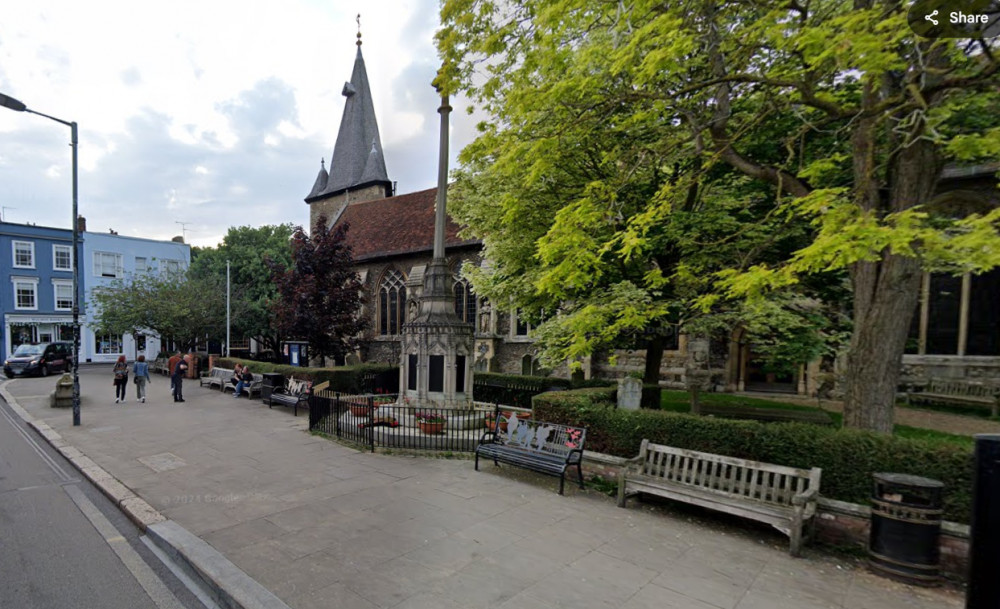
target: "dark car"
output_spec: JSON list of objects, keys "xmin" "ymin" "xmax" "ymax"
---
[{"xmin": 4, "ymin": 342, "xmax": 73, "ymax": 378}]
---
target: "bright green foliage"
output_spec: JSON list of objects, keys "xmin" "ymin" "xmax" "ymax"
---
[
  {"xmin": 188, "ymin": 224, "xmax": 294, "ymax": 354},
  {"xmin": 89, "ymin": 273, "xmax": 227, "ymax": 351},
  {"xmin": 438, "ymin": 0, "xmax": 1000, "ymax": 431}
]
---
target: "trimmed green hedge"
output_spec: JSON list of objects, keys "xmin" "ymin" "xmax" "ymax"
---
[
  {"xmin": 532, "ymin": 388, "xmax": 974, "ymax": 524},
  {"xmin": 215, "ymin": 358, "xmax": 397, "ymax": 394}
]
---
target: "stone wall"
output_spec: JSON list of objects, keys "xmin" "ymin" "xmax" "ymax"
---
[{"xmin": 901, "ymin": 354, "xmax": 1000, "ymax": 384}]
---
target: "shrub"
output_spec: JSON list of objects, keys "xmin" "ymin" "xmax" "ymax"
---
[{"xmin": 533, "ymin": 387, "xmax": 974, "ymax": 524}]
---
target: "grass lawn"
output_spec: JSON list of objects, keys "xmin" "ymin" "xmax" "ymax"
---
[{"xmin": 661, "ymin": 390, "xmax": 974, "ymax": 448}]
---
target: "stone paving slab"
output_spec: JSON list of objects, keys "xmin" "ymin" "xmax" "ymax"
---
[{"xmin": 3, "ymin": 366, "xmax": 965, "ymax": 609}]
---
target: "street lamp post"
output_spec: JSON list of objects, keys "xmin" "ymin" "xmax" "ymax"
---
[{"xmin": 0, "ymin": 91, "xmax": 82, "ymax": 426}]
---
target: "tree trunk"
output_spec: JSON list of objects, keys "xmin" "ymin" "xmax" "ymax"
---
[
  {"xmin": 842, "ymin": 129, "xmax": 939, "ymax": 433},
  {"xmin": 642, "ymin": 334, "xmax": 665, "ymax": 409},
  {"xmin": 842, "ymin": 254, "xmax": 922, "ymax": 432}
]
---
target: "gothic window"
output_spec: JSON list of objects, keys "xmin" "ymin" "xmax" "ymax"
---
[
  {"xmin": 377, "ymin": 269, "xmax": 407, "ymax": 335},
  {"xmin": 453, "ymin": 278, "xmax": 476, "ymax": 324}
]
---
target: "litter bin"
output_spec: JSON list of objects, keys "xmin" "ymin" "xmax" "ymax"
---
[
  {"xmin": 868, "ymin": 473, "xmax": 943, "ymax": 586},
  {"xmin": 261, "ymin": 373, "xmax": 285, "ymax": 405}
]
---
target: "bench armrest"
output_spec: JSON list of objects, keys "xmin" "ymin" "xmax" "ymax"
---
[
  {"xmin": 791, "ymin": 487, "xmax": 818, "ymax": 506},
  {"xmin": 477, "ymin": 430, "xmax": 497, "ymax": 445}
]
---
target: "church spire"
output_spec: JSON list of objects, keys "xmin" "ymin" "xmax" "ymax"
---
[{"xmin": 309, "ymin": 16, "xmax": 391, "ymax": 200}]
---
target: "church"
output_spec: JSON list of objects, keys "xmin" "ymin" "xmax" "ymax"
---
[
  {"xmin": 302, "ymin": 34, "xmax": 540, "ymax": 377},
  {"xmin": 303, "ymin": 36, "xmax": 1000, "ymax": 396}
]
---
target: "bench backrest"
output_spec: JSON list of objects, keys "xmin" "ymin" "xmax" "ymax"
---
[
  {"xmin": 286, "ymin": 377, "xmax": 310, "ymax": 395},
  {"xmin": 927, "ymin": 380, "xmax": 997, "ymax": 398},
  {"xmin": 494, "ymin": 411, "xmax": 586, "ymax": 458},
  {"xmin": 214, "ymin": 367, "xmax": 234, "ymax": 378},
  {"xmin": 637, "ymin": 440, "xmax": 821, "ymax": 507}
]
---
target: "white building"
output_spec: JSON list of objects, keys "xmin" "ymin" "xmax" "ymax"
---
[{"xmin": 82, "ymin": 228, "xmax": 190, "ymax": 363}]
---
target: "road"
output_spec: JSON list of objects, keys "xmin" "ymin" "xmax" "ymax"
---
[{"xmin": 0, "ymin": 392, "xmax": 204, "ymax": 609}]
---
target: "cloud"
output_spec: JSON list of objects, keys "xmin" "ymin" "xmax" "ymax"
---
[{"xmin": 0, "ymin": 0, "xmax": 486, "ymax": 247}]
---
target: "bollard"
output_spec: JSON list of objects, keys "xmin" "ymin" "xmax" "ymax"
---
[{"xmin": 967, "ymin": 434, "xmax": 1000, "ymax": 609}]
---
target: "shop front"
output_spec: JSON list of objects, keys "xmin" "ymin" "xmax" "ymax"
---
[{"xmin": 3, "ymin": 314, "xmax": 76, "ymax": 362}]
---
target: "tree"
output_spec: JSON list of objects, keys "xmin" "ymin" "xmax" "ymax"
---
[
  {"xmin": 90, "ymin": 273, "xmax": 228, "ymax": 352},
  {"xmin": 268, "ymin": 216, "xmax": 365, "ymax": 363},
  {"xmin": 188, "ymin": 224, "xmax": 295, "ymax": 356},
  {"xmin": 437, "ymin": 0, "xmax": 1000, "ymax": 432}
]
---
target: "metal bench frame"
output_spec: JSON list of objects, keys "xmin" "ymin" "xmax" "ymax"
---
[
  {"xmin": 617, "ymin": 440, "xmax": 821, "ymax": 556},
  {"xmin": 475, "ymin": 408, "xmax": 586, "ymax": 494},
  {"xmin": 268, "ymin": 378, "xmax": 311, "ymax": 415}
]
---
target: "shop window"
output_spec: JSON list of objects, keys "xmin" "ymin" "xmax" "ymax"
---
[{"xmin": 95, "ymin": 334, "xmax": 123, "ymax": 355}]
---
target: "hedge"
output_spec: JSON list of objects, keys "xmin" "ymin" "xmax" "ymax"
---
[
  {"xmin": 215, "ymin": 358, "xmax": 398, "ymax": 394},
  {"xmin": 532, "ymin": 387, "xmax": 974, "ymax": 524},
  {"xmin": 472, "ymin": 372, "xmax": 614, "ymax": 407}
]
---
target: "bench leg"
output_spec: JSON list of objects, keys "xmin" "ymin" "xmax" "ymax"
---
[
  {"xmin": 576, "ymin": 462, "xmax": 584, "ymax": 490},
  {"xmin": 558, "ymin": 473, "xmax": 565, "ymax": 495},
  {"xmin": 617, "ymin": 478, "xmax": 627, "ymax": 508},
  {"xmin": 789, "ymin": 514, "xmax": 804, "ymax": 557},
  {"xmin": 474, "ymin": 451, "xmax": 480, "ymax": 471}
]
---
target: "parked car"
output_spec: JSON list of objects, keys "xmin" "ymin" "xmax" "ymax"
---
[{"xmin": 4, "ymin": 342, "xmax": 73, "ymax": 378}]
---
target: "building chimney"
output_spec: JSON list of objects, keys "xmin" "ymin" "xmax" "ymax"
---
[
  {"xmin": 76, "ymin": 215, "xmax": 87, "ymax": 233},
  {"xmin": 171, "ymin": 235, "xmax": 185, "ymax": 244}
]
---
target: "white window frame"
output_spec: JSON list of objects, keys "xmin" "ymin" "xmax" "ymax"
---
[
  {"xmin": 53, "ymin": 280, "xmax": 74, "ymax": 311},
  {"xmin": 13, "ymin": 241, "xmax": 35, "ymax": 269},
  {"xmin": 93, "ymin": 251, "xmax": 124, "ymax": 278},
  {"xmin": 95, "ymin": 333, "xmax": 123, "ymax": 355},
  {"xmin": 53, "ymin": 244, "xmax": 73, "ymax": 271},
  {"xmin": 135, "ymin": 256, "xmax": 148, "ymax": 275},
  {"xmin": 12, "ymin": 277, "xmax": 39, "ymax": 310},
  {"xmin": 160, "ymin": 259, "xmax": 183, "ymax": 275}
]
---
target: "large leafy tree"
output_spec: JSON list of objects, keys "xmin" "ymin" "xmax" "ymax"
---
[
  {"xmin": 437, "ymin": 0, "xmax": 1000, "ymax": 432},
  {"xmin": 268, "ymin": 216, "xmax": 365, "ymax": 363},
  {"xmin": 90, "ymin": 273, "xmax": 228, "ymax": 352},
  {"xmin": 188, "ymin": 224, "xmax": 295, "ymax": 355}
]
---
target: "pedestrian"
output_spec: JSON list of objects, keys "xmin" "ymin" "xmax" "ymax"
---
[
  {"xmin": 233, "ymin": 365, "xmax": 253, "ymax": 399},
  {"xmin": 133, "ymin": 354, "xmax": 150, "ymax": 403},
  {"xmin": 168, "ymin": 351, "xmax": 181, "ymax": 394},
  {"xmin": 112, "ymin": 355, "xmax": 129, "ymax": 403},
  {"xmin": 171, "ymin": 352, "xmax": 188, "ymax": 402},
  {"xmin": 230, "ymin": 363, "xmax": 244, "ymax": 390}
]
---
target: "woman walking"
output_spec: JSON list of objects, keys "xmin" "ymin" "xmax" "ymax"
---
[
  {"xmin": 112, "ymin": 355, "xmax": 129, "ymax": 403},
  {"xmin": 133, "ymin": 354, "xmax": 150, "ymax": 403}
]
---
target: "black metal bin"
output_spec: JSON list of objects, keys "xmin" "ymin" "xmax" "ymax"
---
[
  {"xmin": 261, "ymin": 372, "xmax": 285, "ymax": 405},
  {"xmin": 868, "ymin": 472, "xmax": 943, "ymax": 586}
]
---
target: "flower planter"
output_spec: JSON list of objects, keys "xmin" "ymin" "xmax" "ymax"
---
[
  {"xmin": 485, "ymin": 411, "xmax": 521, "ymax": 432},
  {"xmin": 349, "ymin": 405, "xmax": 372, "ymax": 417},
  {"xmin": 417, "ymin": 421, "xmax": 446, "ymax": 435}
]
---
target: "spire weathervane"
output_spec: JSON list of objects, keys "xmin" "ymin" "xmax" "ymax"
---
[{"xmin": 356, "ymin": 14, "xmax": 362, "ymax": 46}]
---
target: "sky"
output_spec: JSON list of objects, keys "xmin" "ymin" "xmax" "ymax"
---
[{"xmin": 0, "ymin": 0, "xmax": 481, "ymax": 247}]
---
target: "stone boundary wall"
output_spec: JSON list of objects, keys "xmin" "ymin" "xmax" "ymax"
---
[{"xmin": 581, "ymin": 451, "xmax": 969, "ymax": 581}]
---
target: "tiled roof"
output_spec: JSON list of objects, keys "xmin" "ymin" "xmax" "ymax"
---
[{"xmin": 335, "ymin": 187, "xmax": 480, "ymax": 260}]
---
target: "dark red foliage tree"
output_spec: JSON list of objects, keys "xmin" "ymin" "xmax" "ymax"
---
[{"xmin": 268, "ymin": 216, "xmax": 365, "ymax": 363}]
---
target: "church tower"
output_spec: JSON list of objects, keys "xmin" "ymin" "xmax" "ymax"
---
[{"xmin": 305, "ymin": 26, "xmax": 392, "ymax": 229}]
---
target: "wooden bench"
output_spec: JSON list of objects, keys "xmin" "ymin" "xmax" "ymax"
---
[
  {"xmin": 151, "ymin": 357, "xmax": 170, "ymax": 375},
  {"xmin": 223, "ymin": 372, "xmax": 262, "ymax": 398},
  {"xmin": 199, "ymin": 367, "xmax": 233, "ymax": 390},
  {"xmin": 906, "ymin": 379, "xmax": 999, "ymax": 417},
  {"xmin": 701, "ymin": 404, "xmax": 833, "ymax": 426},
  {"xmin": 617, "ymin": 440, "xmax": 821, "ymax": 556},
  {"xmin": 268, "ymin": 377, "xmax": 311, "ymax": 415},
  {"xmin": 475, "ymin": 408, "xmax": 586, "ymax": 494}
]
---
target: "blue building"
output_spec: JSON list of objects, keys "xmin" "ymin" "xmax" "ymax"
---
[
  {"xmin": 82, "ymin": 228, "xmax": 190, "ymax": 363},
  {"xmin": 0, "ymin": 220, "xmax": 83, "ymax": 361}
]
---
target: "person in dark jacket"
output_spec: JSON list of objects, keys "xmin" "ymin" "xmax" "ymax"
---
[{"xmin": 171, "ymin": 352, "xmax": 188, "ymax": 402}]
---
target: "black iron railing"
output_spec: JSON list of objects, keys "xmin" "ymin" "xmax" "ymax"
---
[{"xmin": 308, "ymin": 392, "xmax": 529, "ymax": 453}]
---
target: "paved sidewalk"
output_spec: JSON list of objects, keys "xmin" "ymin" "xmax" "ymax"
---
[{"xmin": 4, "ymin": 367, "xmax": 964, "ymax": 609}]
